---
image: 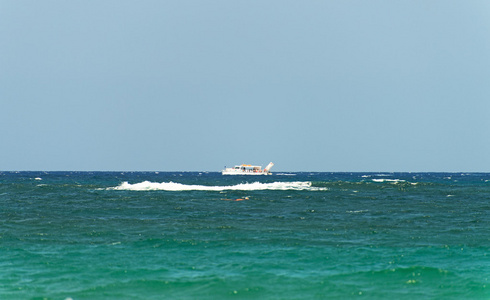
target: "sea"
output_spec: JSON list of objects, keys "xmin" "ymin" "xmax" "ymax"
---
[{"xmin": 1, "ymin": 171, "xmax": 489, "ymax": 299}]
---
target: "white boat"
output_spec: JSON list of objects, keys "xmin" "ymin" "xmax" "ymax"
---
[{"xmin": 222, "ymin": 162, "xmax": 274, "ymax": 175}]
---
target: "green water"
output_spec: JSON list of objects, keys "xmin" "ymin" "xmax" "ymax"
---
[{"xmin": 1, "ymin": 172, "xmax": 489, "ymax": 299}]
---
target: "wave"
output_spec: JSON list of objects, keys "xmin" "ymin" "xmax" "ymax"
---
[
  {"xmin": 371, "ymin": 179, "xmax": 417, "ymax": 185},
  {"xmin": 371, "ymin": 179, "xmax": 405, "ymax": 183},
  {"xmin": 362, "ymin": 174, "xmax": 392, "ymax": 178},
  {"xmin": 108, "ymin": 181, "xmax": 327, "ymax": 191}
]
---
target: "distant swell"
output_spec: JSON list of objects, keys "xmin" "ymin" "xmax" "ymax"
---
[{"xmin": 108, "ymin": 181, "xmax": 328, "ymax": 191}]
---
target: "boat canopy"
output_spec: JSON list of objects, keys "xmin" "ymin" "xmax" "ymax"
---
[{"xmin": 235, "ymin": 164, "xmax": 261, "ymax": 169}]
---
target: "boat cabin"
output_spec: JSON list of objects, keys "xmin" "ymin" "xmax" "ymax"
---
[{"xmin": 234, "ymin": 164, "xmax": 262, "ymax": 173}]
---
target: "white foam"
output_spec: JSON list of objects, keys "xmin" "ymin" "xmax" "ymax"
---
[
  {"xmin": 346, "ymin": 210, "xmax": 369, "ymax": 214},
  {"xmin": 371, "ymin": 178, "xmax": 417, "ymax": 185},
  {"xmin": 372, "ymin": 179, "xmax": 405, "ymax": 183},
  {"xmin": 108, "ymin": 181, "xmax": 327, "ymax": 191}
]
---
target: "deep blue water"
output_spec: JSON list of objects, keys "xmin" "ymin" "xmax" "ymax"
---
[{"xmin": 0, "ymin": 172, "xmax": 489, "ymax": 299}]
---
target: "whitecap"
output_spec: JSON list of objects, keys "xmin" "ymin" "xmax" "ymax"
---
[
  {"xmin": 372, "ymin": 178, "xmax": 417, "ymax": 185},
  {"xmin": 372, "ymin": 179, "xmax": 405, "ymax": 183},
  {"xmin": 108, "ymin": 181, "xmax": 328, "ymax": 191}
]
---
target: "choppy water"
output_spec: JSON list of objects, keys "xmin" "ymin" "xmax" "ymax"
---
[{"xmin": 1, "ymin": 172, "xmax": 489, "ymax": 299}]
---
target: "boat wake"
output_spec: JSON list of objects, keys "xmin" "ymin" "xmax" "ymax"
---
[{"xmin": 108, "ymin": 181, "xmax": 327, "ymax": 191}]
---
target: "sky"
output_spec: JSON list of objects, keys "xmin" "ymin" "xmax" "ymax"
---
[{"xmin": 1, "ymin": 1, "xmax": 490, "ymax": 172}]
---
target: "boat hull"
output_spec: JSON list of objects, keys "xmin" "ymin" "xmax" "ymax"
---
[{"xmin": 221, "ymin": 171, "xmax": 271, "ymax": 175}]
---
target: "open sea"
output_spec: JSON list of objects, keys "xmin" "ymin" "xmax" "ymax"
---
[{"xmin": 1, "ymin": 171, "xmax": 489, "ymax": 299}]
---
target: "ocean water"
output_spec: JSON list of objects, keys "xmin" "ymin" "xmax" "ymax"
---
[{"xmin": 1, "ymin": 172, "xmax": 489, "ymax": 299}]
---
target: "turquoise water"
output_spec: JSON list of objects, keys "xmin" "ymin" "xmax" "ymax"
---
[{"xmin": 1, "ymin": 172, "xmax": 489, "ymax": 299}]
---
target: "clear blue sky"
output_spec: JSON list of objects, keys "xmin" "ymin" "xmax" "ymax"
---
[{"xmin": 1, "ymin": 1, "xmax": 490, "ymax": 171}]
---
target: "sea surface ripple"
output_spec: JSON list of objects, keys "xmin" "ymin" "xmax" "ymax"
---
[{"xmin": 0, "ymin": 172, "xmax": 489, "ymax": 299}]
